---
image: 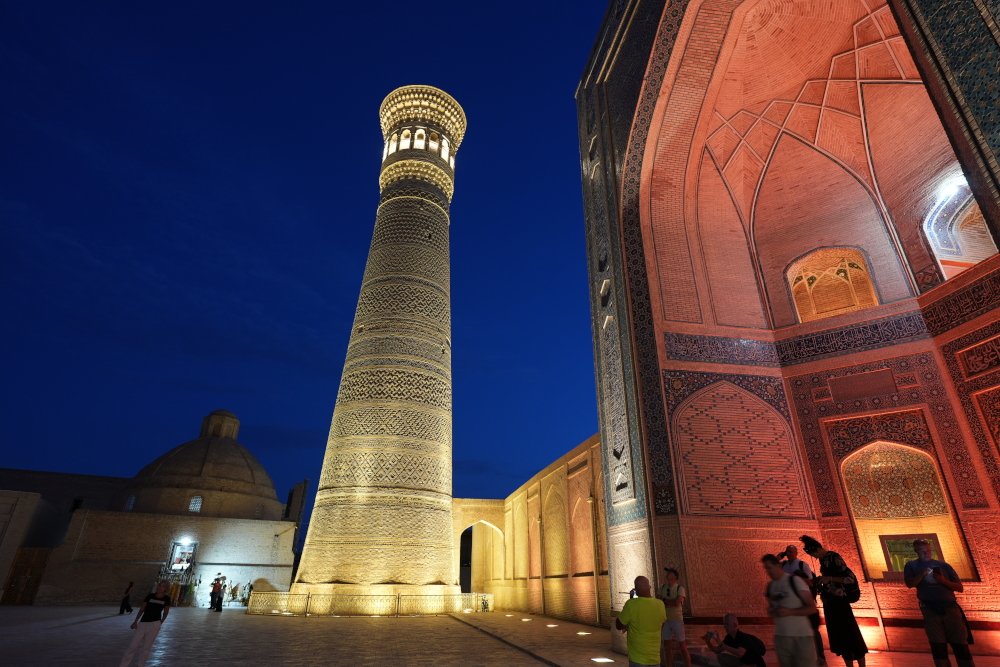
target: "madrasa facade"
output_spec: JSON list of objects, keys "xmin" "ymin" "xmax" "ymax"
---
[{"xmin": 575, "ymin": 0, "xmax": 1000, "ymax": 654}]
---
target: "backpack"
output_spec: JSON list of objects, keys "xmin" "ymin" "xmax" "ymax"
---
[
  {"xmin": 842, "ymin": 568, "xmax": 862, "ymax": 604},
  {"xmin": 819, "ymin": 554, "xmax": 861, "ymax": 603},
  {"xmin": 790, "ymin": 560, "xmax": 816, "ymax": 598}
]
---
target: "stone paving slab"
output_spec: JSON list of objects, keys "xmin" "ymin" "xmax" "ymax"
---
[
  {"xmin": 0, "ymin": 606, "xmax": 542, "ymax": 666},
  {"xmin": 450, "ymin": 610, "xmax": 618, "ymax": 665},
  {"xmin": 2, "ymin": 606, "xmax": 999, "ymax": 666}
]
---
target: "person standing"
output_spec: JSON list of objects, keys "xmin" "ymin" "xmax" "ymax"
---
[
  {"xmin": 119, "ymin": 581, "xmax": 171, "ymax": 667},
  {"xmin": 701, "ymin": 613, "xmax": 766, "ymax": 667},
  {"xmin": 801, "ymin": 535, "xmax": 867, "ymax": 667},
  {"xmin": 904, "ymin": 539, "xmax": 974, "ymax": 667},
  {"xmin": 658, "ymin": 568, "xmax": 691, "ymax": 667},
  {"xmin": 119, "ymin": 581, "xmax": 134, "ymax": 615},
  {"xmin": 210, "ymin": 578, "xmax": 223, "ymax": 611},
  {"xmin": 764, "ymin": 554, "xmax": 818, "ymax": 667},
  {"xmin": 616, "ymin": 575, "xmax": 668, "ymax": 667},
  {"xmin": 782, "ymin": 544, "xmax": 826, "ymax": 665}
]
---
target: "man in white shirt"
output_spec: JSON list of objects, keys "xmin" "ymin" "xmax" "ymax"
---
[
  {"xmin": 782, "ymin": 545, "xmax": 826, "ymax": 665},
  {"xmin": 763, "ymin": 554, "xmax": 818, "ymax": 667}
]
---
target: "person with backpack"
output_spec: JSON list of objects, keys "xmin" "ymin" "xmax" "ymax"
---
[
  {"xmin": 701, "ymin": 613, "xmax": 766, "ymax": 667},
  {"xmin": 782, "ymin": 544, "xmax": 826, "ymax": 665},
  {"xmin": 763, "ymin": 554, "xmax": 818, "ymax": 667},
  {"xmin": 801, "ymin": 535, "xmax": 868, "ymax": 667},
  {"xmin": 658, "ymin": 567, "xmax": 692, "ymax": 667}
]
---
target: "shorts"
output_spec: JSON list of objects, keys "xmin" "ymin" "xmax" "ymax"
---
[
  {"xmin": 920, "ymin": 604, "xmax": 968, "ymax": 645},
  {"xmin": 661, "ymin": 619, "xmax": 685, "ymax": 641}
]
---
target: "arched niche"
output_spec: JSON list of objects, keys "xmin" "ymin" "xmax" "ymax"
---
[
  {"xmin": 542, "ymin": 484, "xmax": 569, "ymax": 577},
  {"xmin": 923, "ymin": 178, "xmax": 997, "ymax": 279},
  {"xmin": 457, "ymin": 520, "xmax": 505, "ymax": 595},
  {"xmin": 840, "ymin": 441, "xmax": 973, "ymax": 580},
  {"xmin": 786, "ymin": 247, "xmax": 879, "ymax": 323},
  {"xmin": 672, "ymin": 381, "xmax": 810, "ymax": 518},
  {"xmin": 753, "ymin": 135, "xmax": 910, "ymax": 326}
]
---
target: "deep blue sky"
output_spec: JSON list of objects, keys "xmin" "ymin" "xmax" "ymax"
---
[{"xmin": 1, "ymin": 2, "xmax": 605, "ymax": 502}]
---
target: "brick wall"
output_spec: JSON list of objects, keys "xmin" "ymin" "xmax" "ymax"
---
[
  {"xmin": 35, "ymin": 510, "xmax": 295, "ymax": 606},
  {"xmin": 455, "ymin": 434, "xmax": 611, "ymax": 626}
]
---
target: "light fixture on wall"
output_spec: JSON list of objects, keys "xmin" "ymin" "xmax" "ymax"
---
[
  {"xmin": 178, "ymin": 536, "xmax": 192, "ymax": 546},
  {"xmin": 937, "ymin": 174, "xmax": 967, "ymax": 200}
]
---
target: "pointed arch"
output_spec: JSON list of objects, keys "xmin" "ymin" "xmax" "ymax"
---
[
  {"xmin": 672, "ymin": 380, "xmax": 810, "ymax": 518},
  {"xmin": 839, "ymin": 441, "xmax": 974, "ymax": 580}
]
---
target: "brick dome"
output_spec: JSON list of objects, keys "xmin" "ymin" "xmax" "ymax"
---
[{"xmin": 124, "ymin": 410, "xmax": 284, "ymax": 520}]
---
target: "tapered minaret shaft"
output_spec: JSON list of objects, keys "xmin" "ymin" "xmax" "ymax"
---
[{"xmin": 295, "ymin": 86, "xmax": 466, "ymax": 591}]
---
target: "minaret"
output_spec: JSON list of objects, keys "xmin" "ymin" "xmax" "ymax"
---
[{"xmin": 294, "ymin": 86, "xmax": 466, "ymax": 596}]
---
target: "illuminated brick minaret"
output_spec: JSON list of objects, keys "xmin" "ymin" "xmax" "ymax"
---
[{"xmin": 294, "ymin": 86, "xmax": 466, "ymax": 596}]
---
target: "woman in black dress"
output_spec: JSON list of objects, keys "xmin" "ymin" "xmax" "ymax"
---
[{"xmin": 801, "ymin": 535, "xmax": 868, "ymax": 667}]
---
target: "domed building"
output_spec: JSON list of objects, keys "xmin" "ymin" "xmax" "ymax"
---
[
  {"xmin": 0, "ymin": 411, "xmax": 306, "ymax": 606},
  {"xmin": 124, "ymin": 410, "xmax": 285, "ymax": 521}
]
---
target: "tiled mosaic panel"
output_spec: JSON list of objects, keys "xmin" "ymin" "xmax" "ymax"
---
[
  {"xmin": 941, "ymin": 318, "xmax": 1000, "ymax": 504},
  {"xmin": 578, "ymin": 0, "xmax": 671, "ymax": 524},
  {"xmin": 907, "ymin": 1, "xmax": 1000, "ymax": 165},
  {"xmin": 789, "ymin": 353, "xmax": 988, "ymax": 516},
  {"xmin": 842, "ymin": 441, "xmax": 949, "ymax": 519}
]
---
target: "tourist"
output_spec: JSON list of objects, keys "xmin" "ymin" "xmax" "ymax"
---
[
  {"xmin": 801, "ymin": 535, "xmax": 867, "ymax": 667},
  {"xmin": 701, "ymin": 613, "xmax": 766, "ymax": 667},
  {"xmin": 119, "ymin": 581, "xmax": 134, "ymax": 615},
  {"xmin": 658, "ymin": 567, "xmax": 691, "ymax": 667},
  {"xmin": 764, "ymin": 554, "xmax": 818, "ymax": 667},
  {"xmin": 210, "ymin": 578, "xmax": 223, "ymax": 611},
  {"xmin": 119, "ymin": 580, "xmax": 171, "ymax": 667},
  {"xmin": 781, "ymin": 544, "xmax": 826, "ymax": 665},
  {"xmin": 616, "ymin": 575, "xmax": 667, "ymax": 667},
  {"xmin": 904, "ymin": 539, "xmax": 974, "ymax": 667}
]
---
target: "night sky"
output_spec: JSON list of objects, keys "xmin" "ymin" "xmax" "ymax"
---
[{"xmin": 1, "ymin": 2, "xmax": 606, "ymax": 504}]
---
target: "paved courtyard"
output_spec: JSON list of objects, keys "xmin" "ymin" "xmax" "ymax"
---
[{"xmin": 2, "ymin": 606, "xmax": 999, "ymax": 666}]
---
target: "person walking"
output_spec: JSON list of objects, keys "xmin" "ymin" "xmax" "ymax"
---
[
  {"xmin": 904, "ymin": 539, "xmax": 974, "ymax": 667},
  {"xmin": 782, "ymin": 544, "xmax": 826, "ymax": 665},
  {"xmin": 616, "ymin": 575, "xmax": 667, "ymax": 667},
  {"xmin": 119, "ymin": 581, "xmax": 134, "ymax": 615},
  {"xmin": 801, "ymin": 535, "xmax": 867, "ymax": 667},
  {"xmin": 658, "ymin": 568, "xmax": 691, "ymax": 667},
  {"xmin": 119, "ymin": 581, "xmax": 171, "ymax": 667},
  {"xmin": 764, "ymin": 554, "xmax": 818, "ymax": 667}
]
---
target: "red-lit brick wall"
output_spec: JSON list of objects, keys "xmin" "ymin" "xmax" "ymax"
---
[{"xmin": 625, "ymin": 0, "xmax": 1000, "ymax": 654}]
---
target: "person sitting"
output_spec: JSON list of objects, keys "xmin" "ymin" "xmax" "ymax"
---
[{"xmin": 702, "ymin": 613, "xmax": 766, "ymax": 667}]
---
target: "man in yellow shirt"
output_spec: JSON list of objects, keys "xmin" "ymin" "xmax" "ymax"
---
[{"xmin": 616, "ymin": 576, "xmax": 667, "ymax": 667}]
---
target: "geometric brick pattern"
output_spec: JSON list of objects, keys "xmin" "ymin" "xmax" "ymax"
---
[
  {"xmin": 673, "ymin": 382, "xmax": 810, "ymax": 517},
  {"xmin": 296, "ymin": 87, "xmax": 465, "ymax": 589}
]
